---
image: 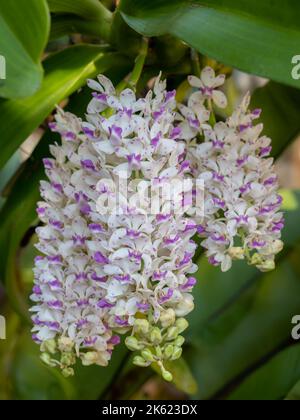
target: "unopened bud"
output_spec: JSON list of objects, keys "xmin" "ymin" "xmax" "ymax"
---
[
  {"xmin": 171, "ymin": 346, "xmax": 183, "ymax": 361},
  {"xmin": 82, "ymin": 352, "xmax": 98, "ymax": 366},
  {"xmin": 40, "ymin": 352, "xmax": 56, "ymax": 367},
  {"xmin": 175, "ymin": 295, "xmax": 194, "ymax": 317},
  {"xmin": 166, "ymin": 326, "xmax": 179, "ymax": 341},
  {"xmin": 162, "ymin": 369, "xmax": 173, "ymax": 382},
  {"xmin": 176, "ymin": 318, "xmax": 189, "ymax": 334},
  {"xmin": 125, "ymin": 336, "xmax": 144, "ymax": 352},
  {"xmin": 229, "ymin": 247, "xmax": 245, "ymax": 260},
  {"xmin": 164, "ymin": 344, "xmax": 174, "ymax": 359},
  {"xmin": 160, "ymin": 309, "xmax": 176, "ymax": 328},
  {"xmin": 258, "ymin": 259, "xmax": 276, "ymax": 272},
  {"xmin": 264, "ymin": 240, "xmax": 284, "ymax": 255},
  {"xmin": 61, "ymin": 352, "xmax": 76, "ymax": 366},
  {"xmin": 174, "ymin": 335, "xmax": 185, "ymax": 347},
  {"xmin": 133, "ymin": 356, "xmax": 150, "ymax": 367},
  {"xmin": 141, "ymin": 349, "xmax": 155, "ymax": 362},
  {"xmin": 134, "ymin": 319, "xmax": 150, "ymax": 335},
  {"xmin": 62, "ymin": 367, "xmax": 74, "ymax": 378},
  {"xmin": 251, "ymin": 253, "xmax": 263, "ymax": 266},
  {"xmin": 58, "ymin": 337, "xmax": 74, "ymax": 353},
  {"xmin": 150, "ymin": 327, "xmax": 162, "ymax": 345},
  {"xmin": 41, "ymin": 339, "xmax": 56, "ymax": 355}
]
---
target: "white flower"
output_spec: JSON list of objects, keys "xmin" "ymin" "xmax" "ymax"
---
[{"xmin": 188, "ymin": 67, "xmax": 228, "ymax": 108}]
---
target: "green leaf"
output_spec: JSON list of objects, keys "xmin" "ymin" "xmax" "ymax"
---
[
  {"xmin": 251, "ymin": 82, "xmax": 300, "ymax": 158},
  {"xmin": 285, "ymin": 379, "xmax": 300, "ymax": 400},
  {"xmin": 0, "ymin": 0, "xmax": 50, "ymax": 99},
  {"xmin": 0, "ymin": 45, "xmax": 130, "ymax": 170},
  {"xmin": 120, "ymin": 0, "xmax": 300, "ymax": 88},
  {"xmin": 227, "ymin": 344, "xmax": 300, "ymax": 400}
]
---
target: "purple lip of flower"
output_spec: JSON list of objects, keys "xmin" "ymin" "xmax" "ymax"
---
[
  {"xmin": 108, "ymin": 335, "xmax": 121, "ymax": 346},
  {"xmin": 211, "ymin": 233, "xmax": 228, "ymax": 244},
  {"xmin": 48, "ymin": 122, "xmax": 57, "ymax": 131},
  {"xmin": 127, "ymin": 153, "xmax": 142, "ymax": 169},
  {"xmin": 240, "ymin": 182, "xmax": 252, "ymax": 195},
  {"xmin": 165, "ymin": 90, "xmax": 176, "ymax": 103},
  {"xmin": 239, "ymin": 123, "xmax": 252, "ymax": 132},
  {"xmin": 34, "ymin": 256, "xmax": 44, "ymax": 263},
  {"xmin": 197, "ymin": 225, "xmax": 206, "ymax": 235},
  {"xmin": 213, "ymin": 172, "xmax": 225, "ymax": 182},
  {"xmin": 36, "ymin": 207, "xmax": 46, "ymax": 216},
  {"xmin": 84, "ymin": 337, "xmax": 98, "ymax": 346},
  {"xmin": 32, "ymin": 334, "xmax": 42, "ymax": 344},
  {"xmin": 109, "ymin": 124, "xmax": 123, "ymax": 139},
  {"xmin": 75, "ymin": 272, "xmax": 88, "ymax": 281},
  {"xmin": 80, "ymin": 203, "xmax": 92, "ymax": 216},
  {"xmin": 98, "ymin": 299, "xmax": 115, "ymax": 309},
  {"xmin": 170, "ymin": 126, "xmax": 182, "ymax": 140},
  {"xmin": 92, "ymin": 92, "xmax": 108, "ymax": 102},
  {"xmin": 212, "ymin": 139, "xmax": 225, "ymax": 149},
  {"xmin": 47, "ymin": 300, "xmax": 63, "ymax": 309},
  {"xmin": 52, "ymin": 183, "xmax": 63, "ymax": 194},
  {"xmin": 47, "ymin": 321, "xmax": 61, "ymax": 331},
  {"xmin": 48, "ymin": 279, "xmax": 62, "ymax": 289},
  {"xmin": 213, "ymin": 197, "xmax": 226, "ymax": 209},
  {"xmin": 159, "ymin": 288, "xmax": 174, "ymax": 304},
  {"xmin": 164, "ymin": 235, "xmax": 180, "ymax": 245},
  {"xmin": 126, "ymin": 229, "xmax": 141, "ymax": 239},
  {"xmin": 75, "ymin": 192, "xmax": 89, "ymax": 203},
  {"xmin": 128, "ymin": 250, "xmax": 142, "ymax": 263},
  {"xmin": 122, "ymin": 107, "xmax": 133, "ymax": 118},
  {"xmin": 184, "ymin": 222, "xmax": 197, "ymax": 233},
  {"xmin": 47, "ymin": 255, "xmax": 62, "ymax": 264},
  {"xmin": 264, "ymin": 177, "xmax": 277, "ymax": 187},
  {"xmin": 177, "ymin": 252, "xmax": 193, "ymax": 269},
  {"xmin": 43, "ymin": 159, "xmax": 53, "ymax": 170},
  {"xmin": 50, "ymin": 219, "xmax": 64, "ymax": 230},
  {"xmin": 114, "ymin": 316, "xmax": 129, "ymax": 327},
  {"xmin": 236, "ymin": 215, "xmax": 249, "ymax": 225},
  {"xmin": 83, "ymin": 126, "xmax": 95, "ymax": 138},
  {"xmin": 94, "ymin": 252, "xmax": 109, "ymax": 265},
  {"xmin": 114, "ymin": 274, "xmax": 131, "ymax": 282},
  {"xmin": 180, "ymin": 277, "xmax": 197, "ymax": 290},
  {"xmin": 188, "ymin": 117, "xmax": 200, "ymax": 129},
  {"xmin": 237, "ymin": 156, "xmax": 248, "ymax": 167},
  {"xmin": 251, "ymin": 240, "xmax": 267, "ymax": 248},
  {"xmin": 153, "ymin": 106, "xmax": 165, "ymax": 120},
  {"xmin": 271, "ymin": 220, "xmax": 285, "ymax": 232},
  {"xmin": 81, "ymin": 159, "xmax": 96, "ymax": 171},
  {"xmin": 180, "ymin": 160, "xmax": 191, "ymax": 173},
  {"xmin": 151, "ymin": 133, "xmax": 161, "ymax": 148},
  {"xmin": 252, "ymin": 108, "xmax": 262, "ymax": 118},
  {"xmin": 208, "ymin": 256, "xmax": 219, "ymax": 266},
  {"xmin": 156, "ymin": 214, "xmax": 171, "ymax": 223},
  {"xmin": 64, "ymin": 131, "xmax": 76, "ymax": 141},
  {"xmin": 72, "ymin": 234, "xmax": 87, "ymax": 246},
  {"xmin": 136, "ymin": 302, "xmax": 150, "ymax": 312},
  {"xmin": 89, "ymin": 223, "xmax": 104, "ymax": 233},
  {"xmin": 260, "ymin": 146, "xmax": 272, "ymax": 157},
  {"xmin": 76, "ymin": 319, "xmax": 88, "ymax": 328},
  {"xmin": 33, "ymin": 285, "xmax": 42, "ymax": 295},
  {"xmin": 200, "ymin": 86, "xmax": 213, "ymax": 96},
  {"xmin": 153, "ymin": 271, "xmax": 167, "ymax": 281},
  {"xmin": 91, "ymin": 273, "xmax": 108, "ymax": 283},
  {"xmin": 77, "ymin": 299, "xmax": 89, "ymax": 307}
]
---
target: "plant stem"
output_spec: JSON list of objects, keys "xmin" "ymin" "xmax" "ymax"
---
[
  {"xmin": 191, "ymin": 49, "xmax": 201, "ymax": 78},
  {"xmin": 208, "ymin": 98, "xmax": 217, "ymax": 127},
  {"xmin": 128, "ymin": 38, "xmax": 149, "ymax": 92}
]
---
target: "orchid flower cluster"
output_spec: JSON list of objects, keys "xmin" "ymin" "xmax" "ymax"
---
[{"xmin": 31, "ymin": 67, "xmax": 284, "ymax": 381}]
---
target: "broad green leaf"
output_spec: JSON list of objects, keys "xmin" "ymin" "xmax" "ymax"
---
[
  {"xmin": 285, "ymin": 379, "xmax": 300, "ymax": 400},
  {"xmin": 0, "ymin": 0, "xmax": 50, "ymax": 99},
  {"xmin": 0, "ymin": 45, "xmax": 130, "ymax": 169},
  {"xmin": 120, "ymin": 0, "xmax": 300, "ymax": 88},
  {"xmin": 227, "ymin": 344, "xmax": 300, "ymax": 400},
  {"xmin": 251, "ymin": 82, "xmax": 300, "ymax": 158},
  {"xmin": 50, "ymin": 15, "xmax": 107, "ymax": 40}
]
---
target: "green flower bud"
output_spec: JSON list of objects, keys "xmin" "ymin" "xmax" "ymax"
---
[
  {"xmin": 258, "ymin": 259, "xmax": 276, "ymax": 272},
  {"xmin": 41, "ymin": 339, "xmax": 56, "ymax": 355},
  {"xmin": 82, "ymin": 352, "xmax": 98, "ymax": 366},
  {"xmin": 134, "ymin": 319, "xmax": 150, "ymax": 335},
  {"xmin": 160, "ymin": 309, "xmax": 176, "ymax": 328},
  {"xmin": 228, "ymin": 247, "xmax": 245, "ymax": 260},
  {"xmin": 174, "ymin": 335, "xmax": 185, "ymax": 347},
  {"xmin": 176, "ymin": 318, "xmax": 189, "ymax": 334},
  {"xmin": 40, "ymin": 352, "xmax": 56, "ymax": 367},
  {"xmin": 61, "ymin": 352, "xmax": 76, "ymax": 366},
  {"xmin": 133, "ymin": 356, "xmax": 150, "ymax": 367},
  {"xmin": 162, "ymin": 369, "xmax": 173, "ymax": 382},
  {"xmin": 251, "ymin": 253, "xmax": 263, "ymax": 266},
  {"xmin": 62, "ymin": 367, "xmax": 74, "ymax": 378},
  {"xmin": 125, "ymin": 336, "xmax": 144, "ymax": 352},
  {"xmin": 166, "ymin": 326, "xmax": 179, "ymax": 341},
  {"xmin": 155, "ymin": 346, "xmax": 163, "ymax": 359},
  {"xmin": 171, "ymin": 346, "xmax": 183, "ymax": 361},
  {"xmin": 58, "ymin": 337, "xmax": 74, "ymax": 353},
  {"xmin": 164, "ymin": 344, "xmax": 174, "ymax": 359},
  {"xmin": 150, "ymin": 327, "xmax": 162, "ymax": 345},
  {"xmin": 141, "ymin": 349, "xmax": 155, "ymax": 362}
]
